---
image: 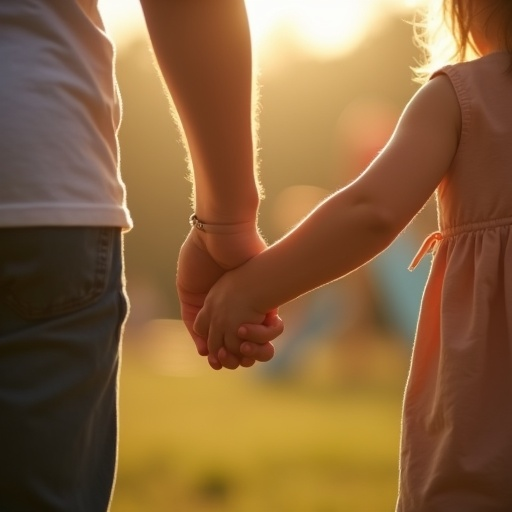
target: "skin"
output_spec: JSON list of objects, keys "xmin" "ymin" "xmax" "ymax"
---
[
  {"xmin": 136, "ymin": 0, "xmax": 504, "ymax": 369},
  {"xmin": 194, "ymin": 72, "xmax": 463, "ymax": 359},
  {"xmin": 203, "ymin": 0, "xmax": 509, "ymax": 362},
  {"xmin": 138, "ymin": 0, "xmax": 283, "ymax": 369}
]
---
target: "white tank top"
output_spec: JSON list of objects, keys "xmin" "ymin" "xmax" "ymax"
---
[{"xmin": 0, "ymin": 0, "xmax": 132, "ymax": 229}]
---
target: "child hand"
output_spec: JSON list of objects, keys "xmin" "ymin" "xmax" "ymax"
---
[
  {"xmin": 194, "ymin": 268, "xmax": 280, "ymax": 370},
  {"xmin": 214, "ymin": 311, "xmax": 284, "ymax": 369},
  {"xmin": 178, "ymin": 223, "xmax": 275, "ymax": 370},
  {"xmin": 238, "ymin": 310, "xmax": 284, "ymax": 359}
]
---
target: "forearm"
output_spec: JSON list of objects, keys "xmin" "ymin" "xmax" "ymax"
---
[
  {"xmin": 139, "ymin": 0, "xmax": 260, "ymax": 223},
  {"xmin": 240, "ymin": 188, "xmax": 401, "ymax": 310}
]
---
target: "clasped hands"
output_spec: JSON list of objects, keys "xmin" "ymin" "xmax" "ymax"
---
[{"xmin": 177, "ymin": 224, "xmax": 282, "ymax": 370}]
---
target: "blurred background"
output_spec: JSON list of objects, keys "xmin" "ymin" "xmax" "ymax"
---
[{"xmin": 98, "ymin": 1, "xmax": 437, "ymax": 510}]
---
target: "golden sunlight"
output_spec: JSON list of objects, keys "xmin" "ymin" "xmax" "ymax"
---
[
  {"xmin": 98, "ymin": 0, "xmax": 143, "ymax": 42},
  {"xmin": 99, "ymin": 0, "xmax": 425, "ymax": 59},
  {"xmin": 246, "ymin": 0, "xmax": 375, "ymax": 59}
]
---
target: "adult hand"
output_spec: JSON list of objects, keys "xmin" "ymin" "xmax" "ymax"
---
[{"xmin": 176, "ymin": 225, "xmax": 281, "ymax": 370}]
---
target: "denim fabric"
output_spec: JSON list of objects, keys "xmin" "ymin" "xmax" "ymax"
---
[{"xmin": 0, "ymin": 227, "xmax": 128, "ymax": 512}]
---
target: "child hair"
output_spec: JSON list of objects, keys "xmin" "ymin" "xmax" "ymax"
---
[{"xmin": 413, "ymin": 0, "xmax": 512, "ymax": 83}]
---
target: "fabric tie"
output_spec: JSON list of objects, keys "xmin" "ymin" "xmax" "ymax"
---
[{"xmin": 408, "ymin": 231, "xmax": 443, "ymax": 271}]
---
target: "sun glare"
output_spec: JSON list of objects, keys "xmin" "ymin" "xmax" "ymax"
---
[
  {"xmin": 99, "ymin": 0, "xmax": 421, "ymax": 60},
  {"xmin": 244, "ymin": 0, "xmax": 379, "ymax": 60},
  {"xmin": 289, "ymin": 1, "xmax": 371, "ymax": 58}
]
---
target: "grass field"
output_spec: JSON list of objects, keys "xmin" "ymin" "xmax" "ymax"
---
[{"xmin": 111, "ymin": 320, "xmax": 409, "ymax": 512}]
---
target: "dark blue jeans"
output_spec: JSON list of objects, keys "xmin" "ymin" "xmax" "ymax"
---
[{"xmin": 0, "ymin": 227, "xmax": 128, "ymax": 512}]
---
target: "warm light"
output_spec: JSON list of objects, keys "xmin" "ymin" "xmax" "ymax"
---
[
  {"xmin": 245, "ymin": 0, "xmax": 375, "ymax": 60},
  {"xmin": 402, "ymin": 0, "xmax": 426, "ymax": 7},
  {"xmin": 99, "ymin": 0, "xmax": 419, "ymax": 60},
  {"xmin": 245, "ymin": 0, "xmax": 418, "ymax": 61},
  {"xmin": 245, "ymin": 0, "xmax": 285, "ymax": 49},
  {"xmin": 289, "ymin": 1, "xmax": 371, "ymax": 59},
  {"xmin": 98, "ymin": 0, "xmax": 144, "ymax": 43}
]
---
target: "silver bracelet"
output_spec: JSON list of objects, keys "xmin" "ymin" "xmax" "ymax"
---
[
  {"xmin": 189, "ymin": 213, "xmax": 253, "ymax": 234},
  {"xmin": 189, "ymin": 214, "xmax": 208, "ymax": 232}
]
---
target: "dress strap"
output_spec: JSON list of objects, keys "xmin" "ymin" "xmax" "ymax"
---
[{"xmin": 409, "ymin": 231, "xmax": 443, "ymax": 271}]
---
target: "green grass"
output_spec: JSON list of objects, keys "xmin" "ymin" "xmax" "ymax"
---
[{"xmin": 111, "ymin": 320, "xmax": 408, "ymax": 512}]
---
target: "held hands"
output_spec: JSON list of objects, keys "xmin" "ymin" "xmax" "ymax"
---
[
  {"xmin": 176, "ymin": 224, "xmax": 282, "ymax": 369},
  {"xmin": 194, "ymin": 258, "xmax": 275, "ymax": 369}
]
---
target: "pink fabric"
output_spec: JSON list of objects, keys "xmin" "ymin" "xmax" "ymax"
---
[{"xmin": 397, "ymin": 52, "xmax": 512, "ymax": 511}]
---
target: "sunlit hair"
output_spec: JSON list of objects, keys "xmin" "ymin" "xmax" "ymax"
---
[{"xmin": 413, "ymin": 0, "xmax": 512, "ymax": 83}]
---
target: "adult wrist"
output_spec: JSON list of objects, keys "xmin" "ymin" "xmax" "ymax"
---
[
  {"xmin": 194, "ymin": 183, "xmax": 261, "ymax": 226},
  {"xmin": 189, "ymin": 213, "xmax": 255, "ymax": 234}
]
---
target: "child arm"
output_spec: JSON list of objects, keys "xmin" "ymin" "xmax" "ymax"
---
[{"xmin": 196, "ymin": 74, "xmax": 461, "ymax": 362}]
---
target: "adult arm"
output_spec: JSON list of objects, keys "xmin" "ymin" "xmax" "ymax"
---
[{"xmin": 138, "ymin": 0, "xmax": 281, "ymax": 368}]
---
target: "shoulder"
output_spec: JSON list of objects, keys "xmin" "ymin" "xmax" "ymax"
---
[
  {"xmin": 398, "ymin": 75, "xmax": 461, "ymax": 144},
  {"xmin": 431, "ymin": 54, "xmax": 511, "ymax": 100},
  {"xmin": 427, "ymin": 54, "xmax": 512, "ymax": 143},
  {"xmin": 413, "ymin": 74, "xmax": 460, "ymax": 115}
]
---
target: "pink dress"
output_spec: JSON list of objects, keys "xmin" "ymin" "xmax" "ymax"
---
[{"xmin": 397, "ymin": 52, "xmax": 512, "ymax": 511}]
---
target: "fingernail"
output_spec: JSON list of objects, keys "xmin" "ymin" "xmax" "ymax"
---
[{"xmin": 208, "ymin": 354, "xmax": 221, "ymax": 370}]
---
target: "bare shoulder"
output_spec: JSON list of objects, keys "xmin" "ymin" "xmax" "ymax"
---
[
  {"xmin": 399, "ymin": 75, "xmax": 461, "ymax": 142},
  {"xmin": 359, "ymin": 73, "xmax": 462, "ymax": 229}
]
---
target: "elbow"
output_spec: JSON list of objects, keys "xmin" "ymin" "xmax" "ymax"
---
[{"xmin": 349, "ymin": 196, "xmax": 403, "ymax": 249}]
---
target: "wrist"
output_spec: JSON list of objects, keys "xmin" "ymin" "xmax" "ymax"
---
[
  {"xmin": 189, "ymin": 214, "xmax": 255, "ymax": 235},
  {"xmin": 194, "ymin": 184, "xmax": 260, "ymax": 225}
]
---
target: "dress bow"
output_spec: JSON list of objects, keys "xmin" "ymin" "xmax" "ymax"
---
[{"xmin": 409, "ymin": 231, "xmax": 443, "ymax": 271}]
